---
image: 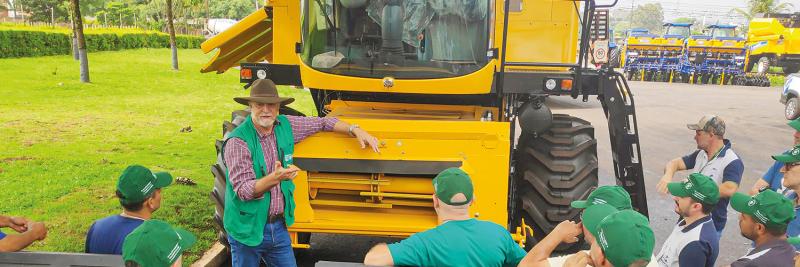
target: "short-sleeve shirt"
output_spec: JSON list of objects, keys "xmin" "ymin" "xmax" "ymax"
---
[
  {"xmin": 730, "ymin": 239, "xmax": 796, "ymax": 267},
  {"xmin": 84, "ymin": 215, "xmax": 145, "ymax": 255},
  {"xmin": 784, "ymin": 191, "xmax": 800, "ymax": 250},
  {"xmin": 0, "ymin": 230, "xmax": 5, "ymax": 240},
  {"xmin": 387, "ymin": 219, "xmax": 526, "ymax": 267},
  {"xmin": 655, "ymin": 216, "xmax": 719, "ymax": 267},
  {"xmin": 763, "ymin": 151, "xmax": 789, "ymax": 193},
  {"xmin": 681, "ymin": 139, "xmax": 744, "ymax": 231}
]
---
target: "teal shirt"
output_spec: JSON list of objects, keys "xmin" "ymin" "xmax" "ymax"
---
[{"xmin": 388, "ymin": 219, "xmax": 526, "ymax": 267}]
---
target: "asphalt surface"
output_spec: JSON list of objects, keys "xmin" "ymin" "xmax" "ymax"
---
[{"xmin": 290, "ymin": 81, "xmax": 790, "ymax": 266}]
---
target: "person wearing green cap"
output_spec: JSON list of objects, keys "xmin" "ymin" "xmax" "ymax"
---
[
  {"xmin": 772, "ymin": 145, "xmax": 800, "ymax": 250},
  {"xmin": 518, "ymin": 204, "xmax": 655, "ymax": 267},
  {"xmin": 570, "ymin": 185, "xmax": 633, "ymax": 243},
  {"xmin": 747, "ymin": 118, "xmax": 800, "ymax": 195},
  {"xmin": 656, "ymin": 115, "xmax": 744, "ymax": 237},
  {"xmin": 363, "ymin": 168, "xmax": 527, "ymax": 267},
  {"xmin": 726, "ymin": 190, "xmax": 796, "ymax": 266},
  {"xmin": 122, "ymin": 219, "xmax": 196, "ymax": 267},
  {"xmin": 85, "ymin": 165, "xmax": 173, "ymax": 255},
  {"xmin": 655, "ymin": 173, "xmax": 720, "ymax": 267}
]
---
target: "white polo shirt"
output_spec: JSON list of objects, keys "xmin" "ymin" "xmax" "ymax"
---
[{"xmin": 681, "ymin": 139, "xmax": 744, "ymax": 231}]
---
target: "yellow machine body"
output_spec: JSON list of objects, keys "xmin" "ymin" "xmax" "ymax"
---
[{"xmin": 200, "ymin": 0, "xmax": 586, "ymax": 247}]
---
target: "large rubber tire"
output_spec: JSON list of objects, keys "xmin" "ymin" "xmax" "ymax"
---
[
  {"xmin": 211, "ymin": 106, "xmax": 306, "ymax": 251},
  {"xmin": 511, "ymin": 114, "xmax": 599, "ymax": 253},
  {"xmin": 786, "ymin": 97, "xmax": 800, "ymax": 120},
  {"xmin": 757, "ymin": 57, "xmax": 771, "ymax": 75}
]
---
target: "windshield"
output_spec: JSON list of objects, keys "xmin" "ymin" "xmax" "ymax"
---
[
  {"xmin": 665, "ymin": 26, "xmax": 690, "ymax": 38},
  {"xmin": 301, "ymin": 0, "xmax": 490, "ymax": 79},
  {"xmin": 711, "ymin": 28, "xmax": 736, "ymax": 38}
]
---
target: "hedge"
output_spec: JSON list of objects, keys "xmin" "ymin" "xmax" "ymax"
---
[{"xmin": 0, "ymin": 30, "xmax": 204, "ymax": 58}]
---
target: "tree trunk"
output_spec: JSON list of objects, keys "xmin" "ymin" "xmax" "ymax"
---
[
  {"xmin": 166, "ymin": 0, "xmax": 178, "ymax": 71},
  {"xmin": 70, "ymin": 0, "xmax": 90, "ymax": 83},
  {"xmin": 70, "ymin": 10, "xmax": 79, "ymax": 60}
]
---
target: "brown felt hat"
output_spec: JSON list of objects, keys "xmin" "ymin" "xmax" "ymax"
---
[{"xmin": 234, "ymin": 79, "xmax": 295, "ymax": 106}]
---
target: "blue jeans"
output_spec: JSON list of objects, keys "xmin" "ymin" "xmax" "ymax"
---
[{"xmin": 228, "ymin": 220, "xmax": 297, "ymax": 267}]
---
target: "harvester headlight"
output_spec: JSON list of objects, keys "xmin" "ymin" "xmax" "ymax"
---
[
  {"xmin": 545, "ymin": 79, "xmax": 557, "ymax": 90},
  {"xmin": 256, "ymin": 69, "xmax": 268, "ymax": 79}
]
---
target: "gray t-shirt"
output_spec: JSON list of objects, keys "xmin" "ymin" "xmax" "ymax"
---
[{"xmin": 730, "ymin": 239, "xmax": 796, "ymax": 267}]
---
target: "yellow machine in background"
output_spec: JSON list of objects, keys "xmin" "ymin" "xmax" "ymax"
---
[
  {"xmin": 202, "ymin": 0, "xmax": 647, "ymax": 253},
  {"xmin": 746, "ymin": 13, "xmax": 800, "ymax": 74}
]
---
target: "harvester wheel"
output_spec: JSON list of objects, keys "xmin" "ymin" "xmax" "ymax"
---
[
  {"xmin": 512, "ymin": 114, "xmax": 598, "ymax": 253},
  {"xmin": 757, "ymin": 57, "xmax": 771, "ymax": 74},
  {"xmin": 212, "ymin": 106, "xmax": 307, "ymax": 251}
]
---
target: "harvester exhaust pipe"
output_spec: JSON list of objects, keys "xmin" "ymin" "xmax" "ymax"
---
[{"xmin": 381, "ymin": 0, "xmax": 404, "ymax": 62}]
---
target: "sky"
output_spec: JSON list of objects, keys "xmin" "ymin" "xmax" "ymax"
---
[{"xmin": 608, "ymin": 0, "xmax": 800, "ymax": 25}]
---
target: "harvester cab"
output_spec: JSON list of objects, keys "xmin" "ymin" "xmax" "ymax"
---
[{"xmin": 201, "ymin": 0, "xmax": 646, "ymax": 254}]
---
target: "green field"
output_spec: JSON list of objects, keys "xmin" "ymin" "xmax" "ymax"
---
[{"xmin": 0, "ymin": 48, "xmax": 315, "ymax": 262}]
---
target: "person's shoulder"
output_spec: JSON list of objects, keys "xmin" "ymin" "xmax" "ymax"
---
[{"xmin": 93, "ymin": 215, "xmax": 143, "ymax": 228}]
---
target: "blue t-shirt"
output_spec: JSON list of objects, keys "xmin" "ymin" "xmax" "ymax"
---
[
  {"xmin": 763, "ymin": 152, "xmax": 789, "ymax": 193},
  {"xmin": 0, "ymin": 229, "xmax": 5, "ymax": 240},
  {"xmin": 655, "ymin": 216, "xmax": 719, "ymax": 267},
  {"xmin": 85, "ymin": 215, "xmax": 144, "ymax": 255},
  {"xmin": 785, "ymin": 192, "xmax": 800, "ymax": 251}
]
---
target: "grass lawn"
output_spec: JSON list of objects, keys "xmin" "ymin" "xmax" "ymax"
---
[{"xmin": 0, "ymin": 48, "xmax": 315, "ymax": 263}]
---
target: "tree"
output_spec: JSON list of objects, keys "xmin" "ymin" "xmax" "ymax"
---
[
  {"xmin": 70, "ymin": 0, "xmax": 90, "ymax": 83},
  {"xmin": 166, "ymin": 0, "xmax": 178, "ymax": 70},
  {"xmin": 208, "ymin": 0, "xmax": 252, "ymax": 20},
  {"xmin": 734, "ymin": 0, "xmax": 794, "ymax": 20},
  {"xmin": 629, "ymin": 3, "xmax": 664, "ymax": 35},
  {"xmin": 16, "ymin": 0, "xmax": 70, "ymax": 23}
]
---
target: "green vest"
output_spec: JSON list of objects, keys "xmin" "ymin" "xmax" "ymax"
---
[{"xmin": 222, "ymin": 115, "xmax": 296, "ymax": 246}]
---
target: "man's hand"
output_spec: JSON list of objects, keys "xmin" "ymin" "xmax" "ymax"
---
[
  {"xmin": 563, "ymin": 251, "xmax": 591, "ymax": 267},
  {"xmin": 271, "ymin": 161, "xmax": 300, "ymax": 181},
  {"xmin": 657, "ymin": 174, "xmax": 673, "ymax": 195},
  {"xmin": 353, "ymin": 128, "xmax": 381, "ymax": 154},
  {"xmin": 552, "ymin": 220, "xmax": 583, "ymax": 244},
  {"xmin": 26, "ymin": 222, "xmax": 47, "ymax": 241},
  {"xmin": 7, "ymin": 217, "xmax": 29, "ymax": 233}
]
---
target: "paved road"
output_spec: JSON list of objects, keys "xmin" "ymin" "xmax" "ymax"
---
[
  {"xmin": 549, "ymin": 81, "xmax": 788, "ymax": 265},
  {"xmin": 295, "ymin": 81, "xmax": 789, "ymax": 266}
]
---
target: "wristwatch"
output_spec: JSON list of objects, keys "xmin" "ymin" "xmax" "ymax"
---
[{"xmin": 348, "ymin": 124, "xmax": 360, "ymax": 137}]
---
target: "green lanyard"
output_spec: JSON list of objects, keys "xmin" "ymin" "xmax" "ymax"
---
[{"xmin": 699, "ymin": 146, "xmax": 724, "ymax": 174}]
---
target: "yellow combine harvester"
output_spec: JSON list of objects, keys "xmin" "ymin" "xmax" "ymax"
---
[
  {"xmin": 746, "ymin": 12, "xmax": 800, "ymax": 74},
  {"xmin": 201, "ymin": 0, "xmax": 647, "ymax": 253}
]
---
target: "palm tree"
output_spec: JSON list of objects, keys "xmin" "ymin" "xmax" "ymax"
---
[{"xmin": 734, "ymin": 0, "xmax": 794, "ymax": 20}]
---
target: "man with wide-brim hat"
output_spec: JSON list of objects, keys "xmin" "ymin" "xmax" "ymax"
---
[{"xmin": 223, "ymin": 79, "xmax": 380, "ymax": 266}]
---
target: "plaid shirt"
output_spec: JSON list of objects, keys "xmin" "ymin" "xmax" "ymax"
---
[{"xmin": 224, "ymin": 115, "xmax": 338, "ymax": 216}]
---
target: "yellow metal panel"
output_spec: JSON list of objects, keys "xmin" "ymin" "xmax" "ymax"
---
[
  {"xmin": 500, "ymin": 0, "xmax": 579, "ymax": 72},
  {"xmin": 286, "ymin": 101, "xmax": 511, "ymax": 238},
  {"xmin": 200, "ymin": 8, "xmax": 273, "ymax": 73}
]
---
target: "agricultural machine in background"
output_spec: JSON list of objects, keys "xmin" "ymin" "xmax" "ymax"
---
[
  {"xmin": 622, "ymin": 23, "xmax": 770, "ymax": 86},
  {"xmin": 746, "ymin": 12, "xmax": 800, "ymax": 75}
]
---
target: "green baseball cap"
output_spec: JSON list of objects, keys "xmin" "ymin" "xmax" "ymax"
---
[
  {"xmin": 432, "ymin": 168, "xmax": 474, "ymax": 206},
  {"xmin": 117, "ymin": 165, "xmax": 173, "ymax": 204},
  {"xmin": 773, "ymin": 145, "xmax": 800, "ymax": 164},
  {"xmin": 789, "ymin": 236, "xmax": 800, "ymax": 245},
  {"xmin": 123, "ymin": 220, "xmax": 196, "ymax": 267},
  {"xmin": 788, "ymin": 118, "xmax": 800, "ymax": 132},
  {"xmin": 571, "ymin": 186, "xmax": 633, "ymax": 210},
  {"xmin": 667, "ymin": 173, "xmax": 720, "ymax": 205},
  {"xmin": 595, "ymin": 210, "xmax": 655, "ymax": 267},
  {"xmin": 730, "ymin": 190, "xmax": 795, "ymax": 229},
  {"xmin": 581, "ymin": 203, "xmax": 619, "ymax": 239}
]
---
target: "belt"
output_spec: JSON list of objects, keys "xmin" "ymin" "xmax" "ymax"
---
[{"xmin": 268, "ymin": 213, "xmax": 284, "ymax": 223}]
